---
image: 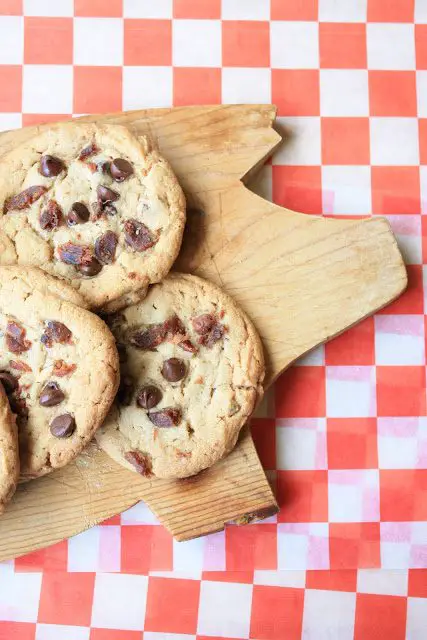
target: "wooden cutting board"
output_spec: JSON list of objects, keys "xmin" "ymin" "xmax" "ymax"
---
[{"xmin": 0, "ymin": 105, "xmax": 407, "ymax": 559}]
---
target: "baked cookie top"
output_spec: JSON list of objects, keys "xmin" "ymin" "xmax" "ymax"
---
[
  {"xmin": 96, "ymin": 273, "xmax": 265, "ymax": 479},
  {"xmin": 0, "ymin": 267, "xmax": 120, "ymax": 480},
  {"xmin": 0, "ymin": 123, "xmax": 186, "ymax": 310},
  {"xmin": 0, "ymin": 383, "xmax": 19, "ymax": 512}
]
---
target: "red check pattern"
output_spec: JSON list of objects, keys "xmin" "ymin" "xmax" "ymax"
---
[{"xmin": 1, "ymin": 0, "xmax": 427, "ymax": 637}]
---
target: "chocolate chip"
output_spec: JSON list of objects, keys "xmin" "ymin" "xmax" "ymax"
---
[
  {"xmin": 39, "ymin": 200, "xmax": 62, "ymax": 230},
  {"xmin": 110, "ymin": 158, "xmax": 134, "ymax": 182},
  {"xmin": 4, "ymin": 185, "xmax": 47, "ymax": 213},
  {"xmin": 124, "ymin": 450, "xmax": 152, "ymax": 476},
  {"xmin": 67, "ymin": 202, "xmax": 90, "ymax": 225},
  {"xmin": 117, "ymin": 376, "xmax": 134, "ymax": 406},
  {"xmin": 97, "ymin": 185, "xmax": 119, "ymax": 205},
  {"xmin": 39, "ymin": 381, "xmax": 65, "ymax": 407},
  {"xmin": 78, "ymin": 257, "xmax": 103, "ymax": 277},
  {"xmin": 192, "ymin": 314, "xmax": 215, "ymax": 335},
  {"xmin": 161, "ymin": 358, "xmax": 186, "ymax": 382},
  {"xmin": 50, "ymin": 413, "xmax": 76, "ymax": 438},
  {"xmin": 41, "ymin": 321, "xmax": 72, "ymax": 348},
  {"xmin": 95, "ymin": 231, "xmax": 118, "ymax": 264},
  {"xmin": 39, "ymin": 155, "xmax": 65, "ymax": 178},
  {"xmin": 124, "ymin": 219, "xmax": 156, "ymax": 252},
  {"xmin": 148, "ymin": 408, "xmax": 181, "ymax": 428},
  {"xmin": 0, "ymin": 371, "xmax": 18, "ymax": 394},
  {"xmin": 136, "ymin": 385, "xmax": 162, "ymax": 410}
]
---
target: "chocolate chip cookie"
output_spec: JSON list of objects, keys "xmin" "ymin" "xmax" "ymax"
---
[
  {"xmin": 0, "ymin": 267, "xmax": 120, "ymax": 480},
  {"xmin": 96, "ymin": 273, "xmax": 265, "ymax": 479},
  {"xmin": 0, "ymin": 382, "xmax": 19, "ymax": 512},
  {"xmin": 0, "ymin": 122, "xmax": 186, "ymax": 311}
]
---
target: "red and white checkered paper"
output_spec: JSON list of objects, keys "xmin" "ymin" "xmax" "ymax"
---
[{"xmin": 1, "ymin": 0, "xmax": 427, "ymax": 638}]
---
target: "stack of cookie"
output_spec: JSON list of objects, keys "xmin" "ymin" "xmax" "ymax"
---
[{"xmin": 0, "ymin": 122, "xmax": 265, "ymax": 513}]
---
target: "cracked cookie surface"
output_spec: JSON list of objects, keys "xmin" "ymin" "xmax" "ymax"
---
[
  {"xmin": 0, "ymin": 383, "xmax": 19, "ymax": 512},
  {"xmin": 0, "ymin": 267, "xmax": 120, "ymax": 480},
  {"xmin": 96, "ymin": 273, "xmax": 265, "ymax": 479},
  {"xmin": 0, "ymin": 123, "xmax": 186, "ymax": 311}
]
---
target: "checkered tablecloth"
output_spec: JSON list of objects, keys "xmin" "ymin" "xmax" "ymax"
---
[{"xmin": 1, "ymin": 0, "xmax": 427, "ymax": 638}]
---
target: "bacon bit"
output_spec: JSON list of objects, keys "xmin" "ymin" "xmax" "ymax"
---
[
  {"xmin": 194, "ymin": 376, "xmax": 204, "ymax": 384},
  {"xmin": 4, "ymin": 185, "xmax": 47, "ymax": 213},
  {"xmin": 129, "ymin": 314, "xmax": 195, "ymax": 352},
  {"xmin": 219, "ymin": 309, "xmax": 225, "ymax": 319},
  {"xmin": 9, "ymin": 360, "xmax": 32, "ymax": 373},
  {"xmin": 128, "ymin": 272, "xmax": 137, "ymax": 280},
  {"xmin": 178, "ymin": 339, "xmax": 197, "ymax": 353},
  {"xmin": 57, "ymin": 242, "xmax": 94, "ymax": 266},
  {"xmin": 5, "ymin": 321, "xmax": 31, "ymax": 354},
  {"xmin": 53, "ymin": 360, "xmax": 77, "ymax": 377},
  {"xmin": 87, "ymin": 162, "xmax": 97, "ymax": 173},
  {"xmin": 41, "ymin": 321, "xmax": 72, "ymax": 348},
  {"xmin": 124, "ymin": 451, "xmax": 152, "ymax": 476},
  {"xmin": 176, "ymin": 450, "xmax": 191, "ymax": 459},
  {"xmin": 78, "ymin": 142, "xmax": 99, "ymax": 161},
  {"xmin": 198, "ymin": 322, "xmax": 225, "ymax": 349},
  {"xmin": 148, "ymin": 407, "xmax": 181, "ymax": 428},
  {"xmin": 192, "ymin": 314, "xmax": 215, "ymax": 335}
]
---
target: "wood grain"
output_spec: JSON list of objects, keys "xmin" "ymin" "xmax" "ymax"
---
[{"xmin": 0, "ymin": 105, "xmax": 407, "ymax": 556}]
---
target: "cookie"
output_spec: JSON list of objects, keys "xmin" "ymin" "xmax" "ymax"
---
[
  {"xmin": 96, "ymin": 273, "xmax": 265, "ymax": 479},
  {"xmin": 0, "ymin": 267, "xmax": 120, "ymax": 480},
  {"xmin": 0, "ymin": 265, "xmax": 89, "ymax": 309},
  {"xmin": 0, "ymin": 383, "xmax": 19, "ymax": 512},
  {"xmin": 0, "ymin": 122, "xmax": 186, "ymax": 311}
]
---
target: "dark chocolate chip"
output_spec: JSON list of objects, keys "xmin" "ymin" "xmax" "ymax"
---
[
  {"xmin": 67, "ymin": 202, "xmax": 90, "ymax": 225},
  {"xmin": 39, "ymin": 381, "xmax": 65, "ymax": 407},
  {"xmin": 110, "ymin": 158, "xmax": 134, "ymax": 182},
  {"xmin": 97, "ymin": 185, "xmax": 119, "ymax": 204},
  {"xmin": 161, "ymin": 358, "xmax": 186, "ymax": 382},
  {"xmin": 0, "ymin": 371, "xmax": 18, "ymax": 394},
  {"xmin": 39, "ymin": 155, "xmax": 65, "ymax": 178},
  {"xmin": 39, "ymin": 200, "xmax": 62, "ymax": 230},
  {"xmin": 50, "ymin": 413, "xmax": 76, "ymax": 438},
  {"xmin": 136, "ymin": 385, "xmax": 162, "ymax": 410},
  {"xmin": 148, "ymin": 407, "xmax": 181, "ymax": 428},
  {"xmin": 124, "ymin": 219, "xmax": 155, "ymax": 252},
  {"xmin": 78, "ymin": 257, "xmax": 103, "ymax": 277},
  {"xmin": 95, "ymin": 230, "xmax": 118, "ymax": 264}
]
